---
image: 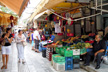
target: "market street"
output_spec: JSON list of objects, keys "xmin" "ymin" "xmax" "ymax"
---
[{"xmin": 0, "ymin": 43, "xmax": 86, "ymax": 72}]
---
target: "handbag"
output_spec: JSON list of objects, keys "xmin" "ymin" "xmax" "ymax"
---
[
  {"xmin": 1, "ymin": 40, "xmax": 5, "ymax": 46},
  {"xmin": 23, "ymin": 41, "xmax": 27, "ymax": 47},
  {"xmin": 0, "ymin": 38, "xmax": 5, "ymax": 46}
]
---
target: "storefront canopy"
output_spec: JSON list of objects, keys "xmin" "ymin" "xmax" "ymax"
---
[
  {"xmin": 0, "ymin": 0, "xmax": 29, "ymax": 16},
  {"xmin": 29, "ymin": 0, "xmax": 65, "ymax": 22},
  {"xmin": 29, "ymin": 0, "xmax": 89, "ymax": 22}
]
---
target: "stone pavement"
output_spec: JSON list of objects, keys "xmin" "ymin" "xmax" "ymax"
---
[
  {"xmin": 0, "ymin": 43, "xmax": 86, "ymax": 72},
  {"xmin": 81, "ymin": 62, "xmax": 108, "ymax": 72}
]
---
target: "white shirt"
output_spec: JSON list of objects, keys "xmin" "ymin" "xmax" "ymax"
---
[
  {"xmin": 55, "ymin": 23, "xmax": 61, "ymax": 33},
  {"xmin": 33, "ymin": 30, "xmax": 41, "ymax": 40}
]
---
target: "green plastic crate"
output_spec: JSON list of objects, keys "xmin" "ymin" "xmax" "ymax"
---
[
  {"xmin": 56, "ymin": 47, "xmax": 61, "ymax": 53},
  {"xmin": 80, "ymin": 48, "xmax": 87, "ymax": 54},
  {"xmin": 73, "ymin": 55, "xmax": 80, "ymax": 59},
  {"xmin": 64, "ymin": 50, "xmax": 73, "ymax": 57},
  {"xmin": 53, "ymin": 54, "xmax": 65, "ymax": 63},
  {"xmin": 60, "ymin": 48, "xmax": 66, "ymax": 56}
]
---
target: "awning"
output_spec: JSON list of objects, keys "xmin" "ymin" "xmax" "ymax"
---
[
  {"xmin": 29, "ymin": 0, "xmax": 89, "ymax": 22},
  {"xmin": 29, "ymin": 0, "xmax": 65, "ymax": 22},
  {"xmin": 0, "ymin": 0, "xmax": 29, "ymax": 16}
]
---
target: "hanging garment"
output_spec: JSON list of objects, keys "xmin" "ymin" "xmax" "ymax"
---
[{"xmin": 55, "ymin": 23, "xmax": 61, "ymax": 33}]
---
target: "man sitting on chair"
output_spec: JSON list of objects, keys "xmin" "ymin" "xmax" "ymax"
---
[{"xmin": 84, "ymin": 35, "xmax": 106, "ymax": 69}]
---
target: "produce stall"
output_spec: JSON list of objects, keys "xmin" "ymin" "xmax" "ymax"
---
[{"xmin": 41, "ymin": 33, "xmax": 95, "ymax": 71}]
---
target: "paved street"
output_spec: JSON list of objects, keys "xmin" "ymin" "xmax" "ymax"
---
[{"xmin": 0, "ymin": 43, "xmax": 86, "ymax": 72}]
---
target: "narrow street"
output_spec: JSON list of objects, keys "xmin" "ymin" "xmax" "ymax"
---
[{"xmin": 0, "ymin": 43, "xmax": 86, "ymax": 72}]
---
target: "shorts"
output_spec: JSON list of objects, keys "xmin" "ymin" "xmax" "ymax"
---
[
  {"xmin": 34, "ymin": 39, "xmax": 40, "ymax": 49},
  {"xmin": 32, "ymin": 40, "xmax": 34, "ymax": 46},
  {"xmin": 2, "ymin": 46, "xmax": 11, "ymax": 55}
]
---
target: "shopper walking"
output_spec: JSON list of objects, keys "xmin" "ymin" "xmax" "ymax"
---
[
  {"xmin": 33, "ymin": 28, "xmax": 41, "ymax": 53},
  {"xmin": 30, "ymin": 31, "xmax": 34, "ymax": 50},
  {"xmin": 16, "ymin": 30, "xmax": 26, "ymax": 64},
  {"xmin": 1, "ymin": 28, "xmax": 13, "ymax": 69}
]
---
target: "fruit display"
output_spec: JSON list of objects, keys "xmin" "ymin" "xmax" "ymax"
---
[
  {"xmin": 85, "ymin": 43, "xmax": 91, "ymax": 48},
  {"xmin": 81, "ymin": 35, "xmax": 89, "ymax": 39},
  {"xmin": 85, "ymin": 40, "xmax": 94, "ymax": 44},
  {"xmin": 58, "ymin": 41, "xmax": 63, "ymax": 45},
  {"xmin": 89, "ymin": 33, "xmax": 95, "ymax": 36}
]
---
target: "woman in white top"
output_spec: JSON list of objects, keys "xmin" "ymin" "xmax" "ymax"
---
[{"xmin": 16, "ymin": 30, "xmax": 26, "ymax": 64}]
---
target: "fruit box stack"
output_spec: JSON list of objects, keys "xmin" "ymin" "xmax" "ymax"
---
[{"xmin": 53, "ymin": 42, "xmax": 92, "ymax": 71}]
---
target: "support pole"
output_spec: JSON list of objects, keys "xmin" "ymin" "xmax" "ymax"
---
[
  {"xmin": 96, "ymin": 0, "xmax": 97, "ymax": 10},
  {"xmin": 101, "ymin": 0, "xmax": 103, "ymax": 15}
]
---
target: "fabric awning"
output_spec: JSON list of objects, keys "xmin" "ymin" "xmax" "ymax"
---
[
  {"xmin": 29, "ymin": 0, "xmax": 88, "ymax": 22},
  {"xmin": 0, "ymin": 0, "xmax": 29, "ymax": 16},
  {"xmin": 29, "ymin": 0, "xmax": 65, "ymax": 22}
]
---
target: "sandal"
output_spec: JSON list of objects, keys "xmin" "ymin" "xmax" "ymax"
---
[
  {"xmin": 5, "ymin": 66, "xmax": 7, "ymax": 69},
  {"xmin": 1, "ymin": 65, "xmax": 5, "ymax": 69},
  {"xmin": 22, "ymin": 61, "xmax": 26, "ymax": 64},
  {"xmin": 37, "ymin": 51, "xmax": 40, "ymax": 53}
]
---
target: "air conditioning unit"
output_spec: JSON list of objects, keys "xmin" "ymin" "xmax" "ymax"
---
[{"xmin": 66, "ymin": 0, "xmax": 90, "ymax": 3}]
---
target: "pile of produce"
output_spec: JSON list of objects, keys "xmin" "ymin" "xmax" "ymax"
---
[{"xmin": 81, "ymin": 35, "xmax": 89, "ymax": 39}]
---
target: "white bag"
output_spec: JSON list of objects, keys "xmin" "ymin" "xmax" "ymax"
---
[{"xmin": 23, "ymin": 42, "xmax": 27, "ymax": 47}]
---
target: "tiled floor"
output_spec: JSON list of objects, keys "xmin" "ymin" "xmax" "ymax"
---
[{"xmin": 0, "ymin": 43, "xmax": 86, "ymax": 72}]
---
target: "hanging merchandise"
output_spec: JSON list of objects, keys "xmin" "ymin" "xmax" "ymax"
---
[
  {"xmin": 1, "ymin": 15, "xmax": 7, "ymax": 25},
  {"xmin": 66, "ymin": 17, "xmax": 73, "ymax": 25},
  {"xmin": 10, "ymin": 22, "xmax": 14, "ymax": 27},
  {"xmin": 61, "ymin": 27, "xmax": 65, "ymax": 33},
  {"xmin": 54, "ymin": 16, "xmax": 57, "ymax": 21},
  {"xmin": 57, "ymin": 16, "xmax": 59, "ymax": 20},
  {"xmin": 45, "ymin": 16, "xmax": 48, "ymax": 20},
  {"xmin": 10, "ymin": 15, "xmax": 14, "ymax": 20},
  {"xmin": 62, "ymin": 12, "xmax": 66, "ymax": 18},
  {"xmin": 13, "ymin": 17, "xmax": 18, "ymax": 25},
  {"xmin": 63, "ymin": 20, "xmax": 67, "ymax": 26},
  {"xmin": 55, "ymin": 23, "xmax": 61, "ymax": 33},
  {"xmin": 66, "ymin": 13, "xmax": 71, "ymax": 18},
  {"xmin": 39, "ymin": 22, "xmax": 41, "ymax": 26},
  {"xmin": 7, "ymin": 17, "xmax": 11, "ymax": 23},
  {"xmin": 59, "ymin": 19, "xmax": 62, "ymax": 27},
  {"xmin": 49, "ymin": 14, "xmax": 54, "ymax": 21}
]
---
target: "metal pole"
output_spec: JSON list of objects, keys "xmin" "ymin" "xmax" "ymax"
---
[
  {"xmin": 96, "ymin": 0, "xmax": 97, "ymax": 10},
  {"xmin": 101, "ymin": 0, "xmax": 103, "ymax": 15}
]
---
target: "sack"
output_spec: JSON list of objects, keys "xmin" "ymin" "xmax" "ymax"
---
[{"xmin": 23, "ymin": 42, "xmax": 27, "ymax": 46}]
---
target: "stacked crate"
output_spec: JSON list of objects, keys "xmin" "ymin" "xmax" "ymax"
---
[
  {"xmin": 65, "ymin": 57, "xmax": 73, "ymax": 70},
  {"xmin": 52, "ymin": 54, "xmax": 65, "ymax": 71},
  {"xmin": 73, "ymin": 49, "xmax": 80, "ymax": 69},
  {"xmin": 46, "ymin": 47, "xmax": 53, "ymax": 61}
]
